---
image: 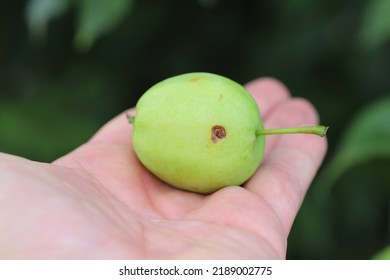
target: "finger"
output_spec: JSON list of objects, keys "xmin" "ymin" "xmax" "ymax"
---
[
  {"xmin": 245, "ymin": 77, "xmax": 290, "ymax": 118},
  {"xmin": 245, "ymin": 98, "xmax": 328, "ymax": 233}
]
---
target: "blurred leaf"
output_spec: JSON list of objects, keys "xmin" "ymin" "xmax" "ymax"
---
[
  {"xmin": 315, "ymin": 96, "xmax": 390, "ymax": 200},
  {"xmin": 372, "ymin": 244, "xmax": 390, "ymax": 260},
  {"xmin": 359, "ymin": 0, "xmax": 390, "ymax": 52},
  {"xmin": 0, "ymin": 103, "xmax": 99, "ymax": 162},
  {"xmin": 25, "ymin": 0, "xmax": 71, "ymax": 46},
  {"xmin": 73, "ymin": 0, "xmax": 133, "ymax": 52},
  {"xmin": 287, "ymin": 197, "xmax": 336, "ymax": 259}
]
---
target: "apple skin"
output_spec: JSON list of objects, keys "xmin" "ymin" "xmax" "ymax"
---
[{"xmin": 131, "ymin": 72, "xmax": 265, "ymax": 194}]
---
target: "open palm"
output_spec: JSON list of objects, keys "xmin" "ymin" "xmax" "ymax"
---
[{"xmin": 0, "ymin": 78, "xmax": 327, "ymax": 259}]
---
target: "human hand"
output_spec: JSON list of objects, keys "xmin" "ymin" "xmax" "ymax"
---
[{"xmin": 0, "ymin": 78, "xmax": 327, "ymax": 259}]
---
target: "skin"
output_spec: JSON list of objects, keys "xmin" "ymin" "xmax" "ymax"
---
[{"xmin": 0, "ymin": 78, "xmax": 327, "ymax": 259}]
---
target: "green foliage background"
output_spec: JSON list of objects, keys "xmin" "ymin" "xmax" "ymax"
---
[{"xmin": 1, "ymin": 0, "xmax": 389, "ymax": 259}]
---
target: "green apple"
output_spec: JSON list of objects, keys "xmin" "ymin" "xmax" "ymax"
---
[{"xmin": 129, "ymin": 72, "xmax": 327, "ymax": 194}]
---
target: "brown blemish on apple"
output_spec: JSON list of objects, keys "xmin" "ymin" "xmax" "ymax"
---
[
  {"xmin": 211, "ymin": 125, "xmax": 226, "ymax": 143},
  {"xmin": 189, "ymin": 77, "xmax": 201, "ymax": 82}
]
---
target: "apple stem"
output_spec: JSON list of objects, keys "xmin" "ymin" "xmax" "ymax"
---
[
  {"xmin": 255, "ymin": 125, "xmax": 328, "ymax": 137},
  {"xmin": 127, "ymin": 114, "xmax": 135, "ymax": 124}
]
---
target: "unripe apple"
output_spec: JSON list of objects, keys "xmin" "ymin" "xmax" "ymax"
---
[{"xmin": 128, "ymin": 72, "xmax": 327, "ymax": 194}]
